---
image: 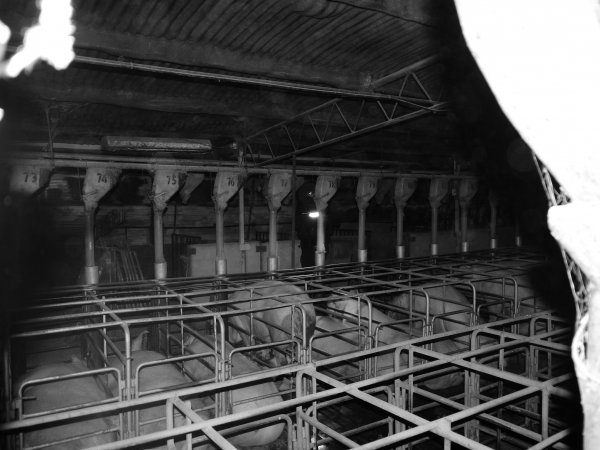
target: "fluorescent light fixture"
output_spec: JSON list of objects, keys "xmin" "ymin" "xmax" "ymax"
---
[
  {"xmin": 102, "ymin": 136, "xmax": 212, "ymax": 153},
  {"xmin": 308, "ymin": 211, "xmax": 320, "ymax": 219}
]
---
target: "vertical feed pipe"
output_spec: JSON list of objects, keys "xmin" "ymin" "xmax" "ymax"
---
[
  {"xmin": 81, "ymin": 168, "xmax": 121, "ymax": 284},
  {"xmin": 489, "ymin": 191, "xmax": 499, "ymax": 249},
  {"xmin": 355, "ymin": 176, "xmax": 379, "ymax": 263},
  {"xmin": 213, "ymin": 171, "xmax": 243, "ymax": 276},
  {"xmin": 312, "ymin": 175, "xmax": 340, "ymax": 266},
  {"xmin": 394, "ymin": 177, "xmax": 417, "ymax": 259},
  {"xmin": 265, "ymin": 172, "xmax": 292, "ymax": 273},
  {"xmin": 458, "ymin": 179, "xmax": 479, "ymax": 253},
  {"xmin": 151, "ymin": 169, "xmax": 184, "ymax": 280},
  {"xmin": 428, "ymin": 179, "xmax": 449, "ymax": 256}
]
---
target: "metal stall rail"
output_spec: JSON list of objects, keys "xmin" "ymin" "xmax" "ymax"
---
[
  {"xmin": 1, "ymin": 315, "xmax": 578, "ymax": 449},
  {"xmin": 1, "ymin": 247, "xmax": 578, "ymax": 448}
]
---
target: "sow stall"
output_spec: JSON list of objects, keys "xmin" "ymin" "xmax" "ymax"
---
[{"xmin": 0, "ymin": 249, "xmax": 579, "ymax": 449}]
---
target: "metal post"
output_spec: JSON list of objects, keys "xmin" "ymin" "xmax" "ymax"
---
[
  {"xmin": 83, "ymin": 205, "xmax": 99, "ymax": 285},
  {"xmin": 151, "ymin": 169, "xmax": 183, "ymax": 280},
  {"xmin": 239, "ymin": 186, "xmax": 247, "ymax": 273},
  {"xmin": 396, "ymin": 206, "xmax": 405, "ymax": 258},
  {"xmin": 489, "ymin": 191, "xmax": 498, "ymax": 249},
  {"xmin": 81, "ymin": 167, "xmax": 121, "ymax": 284},
  {"xmin": 291, "ymin": 157, "xmax": 297, "ymax": 269},
  {"xmin": 431, "ymin": 206, "xmax": 439, "ymax": 256},
  {"xmin": 153, "ymin": 206, "xmax": 167, "ymax": 279},
  {"xmin": 429, "ymin": 179, "xmax": 448, "ymax": 257},
  {"xmin": 215, "ymin": 207, "xmax": 226, "ymax": 276},
  {"xmin": 355, "ymin": 176, "xmax": 379, "ymax": 263},
  {"xmin": 458, "ymin": 179, "xmax": 478, "ymax": 253},
  {"xmin": 264, "ymin": 172, "xmax": 292, "ymax": 273},
  {"xmin": 394, "ymin": 177, "xmax": 417, "ymax": 259},
  {"xmin": 357, "ymin": 207, "xmax": 367, "ymax": 263},
  {"xmin": 315, "ymin": 212, "xmax": 326, "ymax": 267},
  {"xmin": 460, "ymin": 206, "xmax": 468, "ymax": 253},
  {"xmin": 268, "ymin": 208, "xmax": 278, "ymax": 272},
  {"xmin": 313, "ymin": 175, "xmax": 340, "ymax": 267},
  {"xmin": 213, "ymin": 171, "xmax": 243, "ymax": 277},
  {"xmin": 515, "ymin": 216, "xmax": 522, "ymax": 247}
]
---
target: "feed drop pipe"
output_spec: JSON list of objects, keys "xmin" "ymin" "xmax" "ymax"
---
[
  {"xmin": 489, "ymin": 191, "xmax": 499, "ymax": 249},
  {"xmin": 355, "ymin": 176, "xmax": 379, "ymax": 262},
  {"xmin": 290, "ymin": 176, "xmax": 305, "ymax": 269},
  {"xmin": 151, "ymin": 169, "xmax": 184, "ymax": 280},
  {"xmin": 428, "ymin": 179, "xmax": 449, "ymax": 256},
  {"xmin": 394, "ymin": 177, "xmax": 417, "ymax": 259},
  {"xmin": 81, "ymin": 168, "xmax": 121, "ymax": 284},
  {"xmin": 458, "ymin": 178, "xmax": 479, "ymax": 253},
  {"xmin": 8, "ymin": 165, "xmax": 50, "ymax": 196},
  {"xmin": 212, "ymin": 171, "xmax": 243, "ymax": 276},
  {"xmin": 265, "ymin": 172, "xmax": 293, "ymax": 272},
  {"xmin": 312, "ymin": 175, "xmax": 340, "ymax": 266}
]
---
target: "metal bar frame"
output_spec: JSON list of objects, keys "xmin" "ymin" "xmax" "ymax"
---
[
  {"xmin": 245, "ymin": 60, "xmax": 446, "ymax": 167},
  {"xmin": 1, "ymin": 248, "xmax": 579, "ymax": 449}
]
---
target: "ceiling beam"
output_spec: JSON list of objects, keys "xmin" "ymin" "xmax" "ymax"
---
[
  {"xmin": 0, "ymin": 8, "xmax": 371, "ymax": 91},
  {"xmin": 71, "ymin": 27, "xmax": 370, "ymax": 91},
  {"xmin": 12, "ymin": 81, "xmax": 299, "ymax": 120}
]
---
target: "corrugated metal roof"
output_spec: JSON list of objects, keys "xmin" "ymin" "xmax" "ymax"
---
[{"xmin": 0, "ymin": 0, "xmax": 469, "ymax": 170}]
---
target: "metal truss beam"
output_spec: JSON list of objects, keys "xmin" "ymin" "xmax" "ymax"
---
[
  {"xmin": 5, "ymin": 46, "xmax": 417, "ymax": 103},
  {"xmin": 245, "ymin": 57, "xmax": 446, "ymax": 167}
]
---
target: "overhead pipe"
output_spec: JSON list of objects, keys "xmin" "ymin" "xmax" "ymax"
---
[
  {"xmin": 213, "ymin": 171, "xmax": 243, "ymax": 276},
  {"xmin": 394, "ymin": 177, "xmax": 418, "ymax": 259},
  {"xmin": 489, "ymin": 191, "xmax": 499, "ymax": 249},
  {"xmin": 458, "ymin": 178, "xmax": 479, "ymax": 253},
  {"xmin": 355, "ymin": 176, "xmax": 379, "ymax": 263},
  {"xmin": 150, "ymin": 169, "xmax": 184, "ymax": 280},
  {"xmin": 81, "ymin": 168, "xmax": 121, "ymax": 284},
  {"xmin": 428, "ymin": 179, "xmax": 449, "ymax": 256},
  {"xmin": 264, "ymin": 172, "xmax": 293, "ymax": 273},
  {"xmin": 7, "ymin": 47, "xmax": 427, "ymax": 103},
  {"xmin": 312, "ymin": 175, "xmax": 340, "ymax": 267},
  {"xmin": 9, "ymin": 150, "xmax": 480, "ymax": 180}
]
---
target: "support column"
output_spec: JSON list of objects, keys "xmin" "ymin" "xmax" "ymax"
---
[
  {"xmin": 429, "ymin": 179, "xmax": 449, "ymax": 256},
  {"xmin": 312, "ymin": 175, "xmax": 340, "ymax": 267},
  {"xmin": 290, "ymin": 176, "xmax": 304, "ymax": 270},
  {"xmin": 458, "ymin": 178, "xmax": 479, "ymax": 253},
  {"xmin": 489, "ymin": 191, "xmax": 499, "ymax": 249},
  {"xmin": 81, "ymin": 168, "xmax": 120, "ymax": 284},
  {"xmin": 355, "ymin": 176, "xmax": 379, "ymax": 263},
  {"xmin": 150, "ymin": 169, "xmax": 184, "ymax": 280},
  {"xmin": 394, "ymin": 177, "xmax": 417, "ymax": 259},
  {"xmin": 213, "ymin": 171, "xmax": 243, "ymax": 276},
  {"xmin": 265, "ymin": 172, "xmax": 293, "ymax": 273}
]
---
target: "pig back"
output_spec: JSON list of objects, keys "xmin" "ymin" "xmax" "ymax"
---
[
  {"xmin": 15, "ymin": 360, "xmax": 116, "ymax": 449},
  {"xmin": 108, "ymin": 350, "xmax": 211, "ymax": 449}
]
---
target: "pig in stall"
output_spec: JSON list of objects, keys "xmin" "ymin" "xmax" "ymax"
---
[{"xmin": 14, "ymin": 356, "xmax": 117, "ymax": 449}]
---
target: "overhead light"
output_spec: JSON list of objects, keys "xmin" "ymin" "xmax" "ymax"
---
[
  {"xmin": 308, "ymin": 211, "xmax": 320, "ymax": 219},
  {"xmin": 102, "ymin": 136, "xmax": 212, "ymax": 153}
]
